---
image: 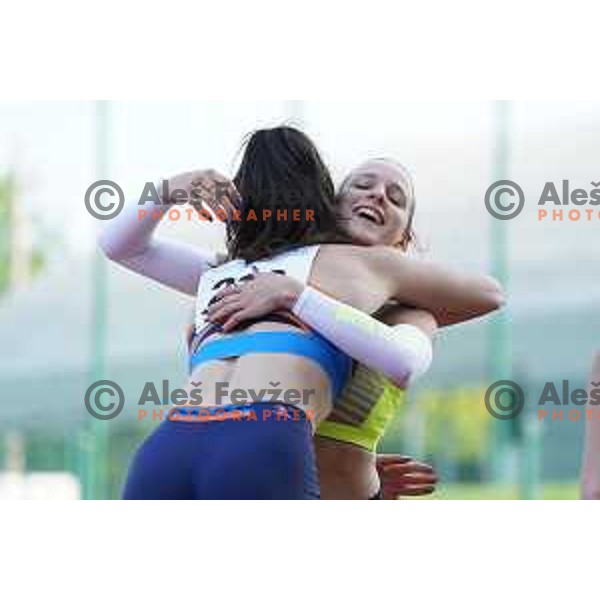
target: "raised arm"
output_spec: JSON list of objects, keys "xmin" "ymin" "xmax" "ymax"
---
[
  {"xmin": 310, "ymin": 245, "xmax": 505, "ymax": 327},
  {"xmin": 98, "ymin": 200, "xmax": 215, "ymax": 295},
  {"xmin": 97, "ymin": 170, "xmax": 232, "ymax": 296}
]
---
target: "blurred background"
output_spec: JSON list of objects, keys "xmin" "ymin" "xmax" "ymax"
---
[{"xmin": 0, "ymin": 100, "xmax": 598, "ymax": 499}]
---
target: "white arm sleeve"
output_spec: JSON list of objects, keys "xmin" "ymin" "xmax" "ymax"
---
[
  {"xmin": 97, "ymin": 200, "xmax": 217, "ymax": 296},
  {"xmin": 292, "ymin": 286, "xmax": 433, "ymax": 388}
]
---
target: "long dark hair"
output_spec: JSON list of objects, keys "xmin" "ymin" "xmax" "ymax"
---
[{"xmin": 227, "ymin": 126, "xmax": 346, "ymax": 262}]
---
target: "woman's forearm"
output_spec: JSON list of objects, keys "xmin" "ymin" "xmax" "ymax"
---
[
  {"xmin": 291, "ymin": 286, "xmax": 433, "ymax": 388},
  {"xmin": 310, "ymin": 245, "xmax": 504, "ymax": 328},
  {"xmin": 363, "ymin": 247, "xmax": 505, "ymax": 327},
  {"xmin": 98, "ymin": 198, "xmax": 216, "ymax": 296}
]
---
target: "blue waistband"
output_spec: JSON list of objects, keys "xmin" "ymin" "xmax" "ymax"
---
[
  {"xmin": 189, "ymin": 331, "xmax": 351, "ymax": 399},
  {"xmin": 168, "ymin": 403, "xmax": 308, "ymax": 422}
]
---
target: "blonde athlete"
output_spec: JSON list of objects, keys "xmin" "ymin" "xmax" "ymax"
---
[{"xmin": 207, "ymin": 159, "xmax": 479, "ymax": 499}]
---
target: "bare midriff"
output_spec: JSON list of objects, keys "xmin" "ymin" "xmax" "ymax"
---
[{"xmin": 180, "ymin": 321, "xmax": 334, "ymax": 428}]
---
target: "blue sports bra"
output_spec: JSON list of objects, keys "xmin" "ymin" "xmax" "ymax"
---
[{"xmin": 189, "ymin": 329, "xmax": 351, "ymax": 399}]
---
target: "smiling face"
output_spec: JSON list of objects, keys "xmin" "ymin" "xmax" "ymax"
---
[{"xmin": 336, "ymin": 160, "xmax": 415, "ymax": 248}]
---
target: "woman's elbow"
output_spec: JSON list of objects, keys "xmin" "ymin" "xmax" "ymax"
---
[
  {"xmin": 97, "ymin": 231, "xmax": 119, "ymax": 261},
  {"xmin": 388, "ymin": 359, "xmax": 427, "ymax": 389},
  {"xmin": 97, "ymin": 229, "xmax": 132, "ymax": 263},
  {"xmin": 388, "ymin": 338, "xmax": 434, "ymax": 388}
]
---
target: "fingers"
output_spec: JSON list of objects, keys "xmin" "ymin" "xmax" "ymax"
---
[
  {"xmin": 378, "ymin": 457, "xmax": 438, "ymax": 499},
  {"xmin": 206, "ymin": 286, "xmax": 243, "ymax": 318},
  {"xmin": 189, "ymin": 173, "xmax": 241, "ymax": 215},
  {"xmin": 190, "ymin": 206, "xmax": 214, "ymax": 222},
  {"xmin": 385, "ymin": 478, "xmax": 437, "ymax": 493},
  {"xmin": 206, "ymin": 292, "xmax": 240, "ymax": 314},
  {"xmin": 381, "ymin": 467, "xmax": 438, "ymax": 483},
  {"xmin": 212, "ymin": 285, "xmax": 242, "ymax": 303},
  {"xmin": 207, "ymin": 298, "xmax": 244, "ymax": 325},
  {"xmin": 381, "ymin": 462, "xmax": 437, "ymax": 477},
  {"xmin": 376, "ymin": 454, "xmax": 413, "ymax": 467},
  {"xmin": 395, "ymin": 472, "xmax": 438, "ymax": 486},
  {"xmin": 377, "ymin": 455, "xmax": 437, "ymax": 477},
  {"xmin": 222, "ymin": 309, "xmax": 256, "ymax": 332},
  {"xmin": 384, "ymin": 484, "xmax": 437, "ymax": 499},
  {"xmin": 381, "ymin": 471, "xmax": 438, "ymax": 498},
  {"xmin": 217, "ymin": 182, "xmax": 243, "ymax": 212}
]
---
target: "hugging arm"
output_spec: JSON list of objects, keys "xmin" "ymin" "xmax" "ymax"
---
[
  {"xmin": 366, "ymin": 247, "xmax": 504, "ymax": 326},
  {"xmin": 292, "ymin": 287, "xmax": 434, "ymax": 388},
  {"xmin": 206, "ymin": 273, "xmax": 434, "ymax": 388},
  {"xmin": 312, "ymin": 245, "xmax": 505, "ymax": 328}
]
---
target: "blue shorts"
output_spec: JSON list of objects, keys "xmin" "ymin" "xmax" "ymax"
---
[{"xmin": 122, "ymin": 403, "xmax": 320, "ymax": 500}]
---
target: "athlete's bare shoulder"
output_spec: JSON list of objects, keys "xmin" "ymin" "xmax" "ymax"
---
[
  {"xmin": 308, "ymin": 244, "xmax": 403, "ymax": 314},
  {"xmin": 315, "ymin": 243, "xmax": 402, "ymax": 268},
  {"xmin": 315, "ymin": 244, "xmax": 404, "ymax": 283}
]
